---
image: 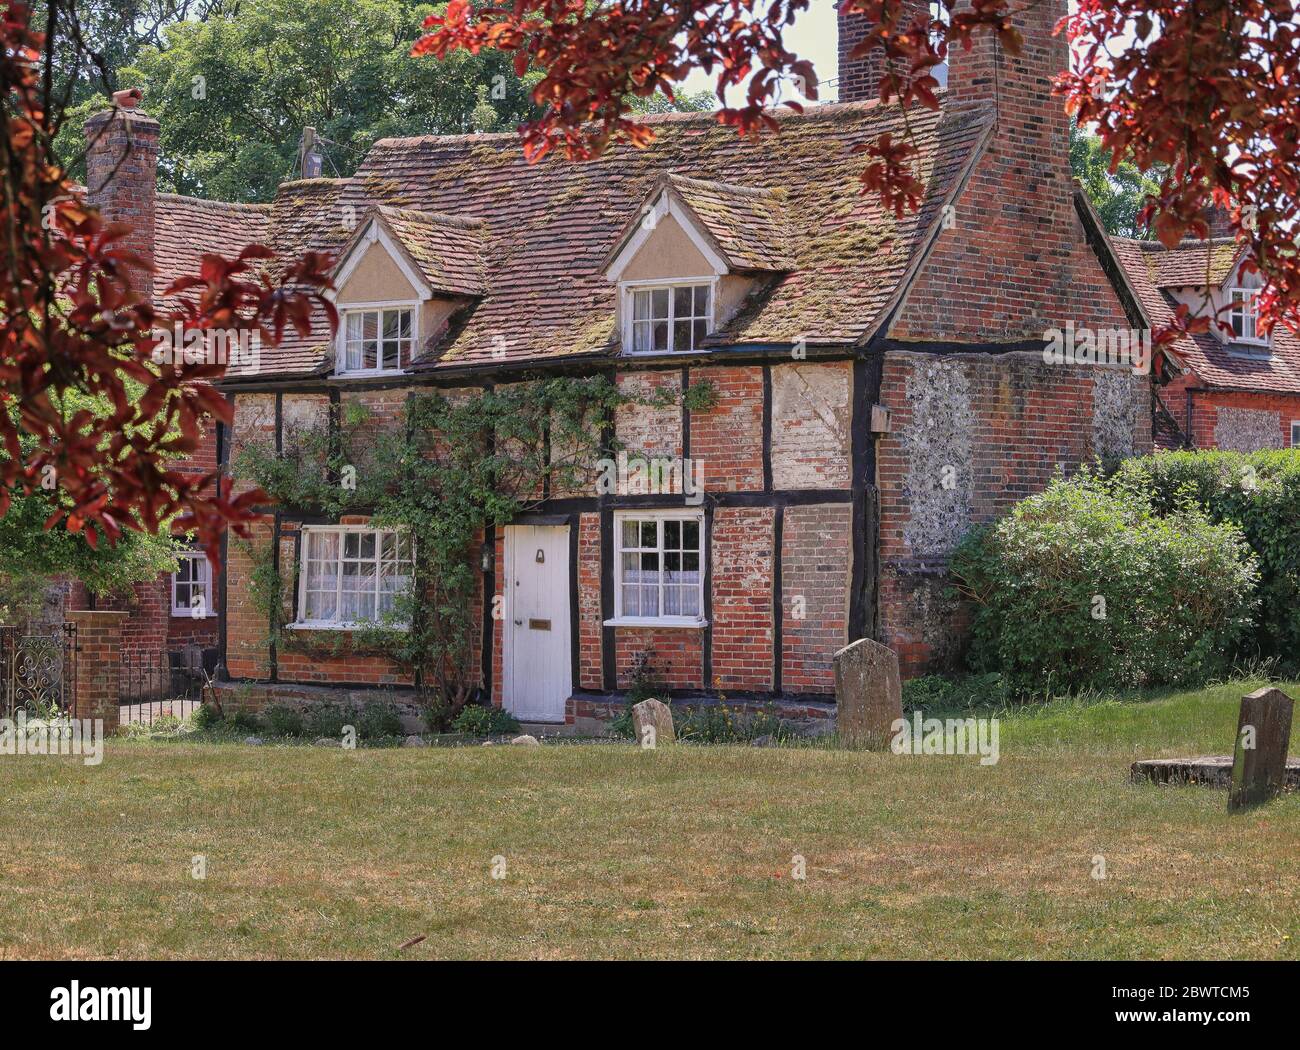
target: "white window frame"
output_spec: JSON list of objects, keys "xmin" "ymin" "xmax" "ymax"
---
[
  {"xmin": 605, "ymin": 509, "xmax": 707, "ymax": 628},
  {"xmin": 1291, "ymin": 421, "xmax": 1300, "ymax": 448},
  {"xmin": 290, "ymin": 525, "xmax": 414, "ymax": 630},
  {"xmin": 620, "ymin": 277, "xmax": 718, "ymax": 355},
  {"xmin": 335, "ymin": 301, "xmax": 418, "ymax": 377},
  {"xmin": 171, "ymin": 548, "xmax": 213, "ymax": 618},
  {"xmin": 1228, "ymin": 287, "xmax": 1268, "ymax": 346}
]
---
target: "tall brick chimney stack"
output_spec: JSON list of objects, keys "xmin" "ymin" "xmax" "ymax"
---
[
  {"xmin": 84, "ymin": 99, "xmax": 159, "ymax": 303},
  {"xmin": 945, "ymin": 0, "xmax": 1070, "ymax": 184},
  {"xmin": 836, "ymin": 1, "xmax": 931, "ymax": 103},
  {"xmin": 885, "ymin": 0, "xmax": 1119, "ymax": 340}
]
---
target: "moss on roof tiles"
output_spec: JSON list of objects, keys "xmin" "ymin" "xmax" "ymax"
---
[{"xmin": 211, "ymin": 99, "xmax": 992, "ymax": 374}]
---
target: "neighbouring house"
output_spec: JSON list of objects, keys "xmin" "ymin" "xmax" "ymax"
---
[
  {"xmin": 43, "ymin": 110, "xmax": 235, "ymax": 673},
  {"xmin": 81, "ymin": 0, "xmax": 1165, "ymax": 726},
  {"xmin": 1111, "ymin": 221, "xmax": 1300, "ymax": 451}
]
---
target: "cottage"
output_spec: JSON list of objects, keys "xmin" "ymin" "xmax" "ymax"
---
[
  {"xmin": 1111, "ymin": 224, "xmax": 1300, "ymax": 451},
  {"xmin": 80, "ymin": 0, "xmax": 1163, "ymax": 726}
]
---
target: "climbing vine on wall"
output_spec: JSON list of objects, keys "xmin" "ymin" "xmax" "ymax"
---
[{"xmin": 234, "ymin": 375, "xmax": 716, "ymax": 718}]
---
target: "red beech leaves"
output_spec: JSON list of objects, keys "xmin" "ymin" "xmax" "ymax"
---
[{"xmin": 2, "ymin": 1, "xmax": 335, "ymax": 565}]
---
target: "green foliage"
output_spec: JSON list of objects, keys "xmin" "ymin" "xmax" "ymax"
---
[
  {"xmin": 300, "ymin": 700, "xmax": 403, "ymax": 739},
  {"xmin": 227, "ymin": 709, "xmax": 263, "ymax": 733},
  {"xmin": 263, "ymin": 703, "xmax": 306, "ymax": 736},
  {"xmin": 677, "ymin": 702, "xmax": 791, "ymax": 744},
  {"xmin": 1069, "ymin": 122, "xmax": 1166, "ymax": 239},
  {"xmin": 951, "ymin": 473, "xmax": 1259, "ymax": 694},
  {"xmin": 0, "ymin": 387, "xmax": 185, "ymax": 624},
  {"xmin": 192, "ymin": 703, "xmax": 224, "ymax": 731},
  {"xmin": 1109, "ymin": 449, "xmax": 1300, "ymax": 665},
  {"xmin": 451, "ymin": 703, "xmax": 520, "ymax": 736},
  {"xmin": 93, "ymin": 0, "xmax": 539, "ymax": 201},
  {"xmin": 901, "ymin": 673, "xmax": 1011, "ymax": 714},
  {"xmin": 609, "ymin": 651, "xmax": 661, "ymax": 738}
]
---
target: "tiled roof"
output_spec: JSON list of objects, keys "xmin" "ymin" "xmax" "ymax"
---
[
  {"xmin": 607, "ymin": 173, "xmax": 795, "ymax": 274},
  {"xmin": 179, "ymin": 99, "xmax": 991, "ymax": 378},
  {"xmin": 354, "ymin": 206, "xmax": 486, "ymax": 297},
  {"xmin": 1147, "ymin": 238, "xmax": 1243, "ymax": 288},
  {"xmin": 154, "ymin": 194, "xmax": 271, "ymax": 312},
  {"xmin": 1111, "ymin": 236, "xmax": 1300, "ymax": 394}
]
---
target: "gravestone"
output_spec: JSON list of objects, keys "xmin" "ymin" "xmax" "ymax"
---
[
  {"xmin": 1228, "ymin": 687, "xmax": 1294, "ymax": 812},
  {"xmin": 632, "ymin": 698, "xmax": 674, "ymax": 748},
  {"xmin": 833, "ymin": 638, "xmax": 903, "ymax": 748}
]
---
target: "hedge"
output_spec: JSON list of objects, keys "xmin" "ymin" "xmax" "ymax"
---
[
  {"xmin": 1109, "ymin": 449, "xmax": 1300, "ymax": 662},
  {"xmin": 951, "ymin": 474, "xmax": 1260, "ymax": 693}
]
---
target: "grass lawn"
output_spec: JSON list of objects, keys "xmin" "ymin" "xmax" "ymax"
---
[{"xmin": 1, "ymin": 678, "xmax": 1298, "ymax": 960}]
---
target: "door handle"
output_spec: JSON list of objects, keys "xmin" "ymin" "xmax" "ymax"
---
[{"xmin": 514, "ymin": 619, "xmax": 522, "ymax": 626}]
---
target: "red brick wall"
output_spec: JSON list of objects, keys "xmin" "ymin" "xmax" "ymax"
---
[
  {"xmin": 709, "ymin": 507, "xmax": 774, "ymax": 690},
  {"xmin": 84, "ymin": 107, "xmax": 158, "ymax": 300},
  {"xmin": 69, "ymin": 609, "xmax": 129, "ymax": 733},
  {"xmin": 836, "ymin": 3, "xmax": 930, "ymax": 104},
  {"xmin": 492, "ymin": 529, "xmax": 505, "ymax": 705},
  {"xmin": 225, "ymin": 519, "xmax": 272, "ymax": 680},
  {"xmin": 1181, "ymin": 387, "xmax": 1300, "ymax": 450},
  {"xmin": 876, "ymin": 352, "xmax": 1151, "ymax": 677},
  {"xmin": 614, "ymin": 627, "xmax": 704, "ymax": 690},
  {"xmin": 688, "ymin": 365, "xmax": 764, "ymax": 491},
  {"xmin": 577, "ymin": 513, "xmax": 603, "ymax": 690},
  {"xmin": 781, "ymin": 504, "xmax": 852, "ymax": 692}
]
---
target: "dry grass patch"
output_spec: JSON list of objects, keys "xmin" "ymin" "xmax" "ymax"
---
[{"xmin": 1, "ymin": 678, "xmax": 1297, "ymax": 959}]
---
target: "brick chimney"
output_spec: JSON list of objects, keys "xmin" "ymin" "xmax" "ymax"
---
[
  {"xmin": 886, "ymin": 0, "xmax": 1129, "ymax": 340},
  {"xmin": 837, "ymin": 1, "xmax": 931, "ymax": 103},
  {"xmin": 84, "ymin": 100, "xmax": 159, "ymax": 302}
]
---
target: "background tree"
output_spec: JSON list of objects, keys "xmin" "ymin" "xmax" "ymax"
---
[
  {"xmin": 2, "ymin": 0, "xmax": 332, "ymax": 562},
  {"xmin": 1070, "ymin": 122, "xmax": 1164, "ymax": 239},
  {"xmin": 83, "ymin": 0, "xmax": 539, "ymax": 201}
]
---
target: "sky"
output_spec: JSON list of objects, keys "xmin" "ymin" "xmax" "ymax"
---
[{"xmin": 679, "ymin": 0, "xmax": 840, "ymax": 105}]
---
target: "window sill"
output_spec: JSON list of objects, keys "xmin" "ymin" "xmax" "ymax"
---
[
  {"xmin": 333, "ymin": 368, "xmax": 409, "ymax": 379},
  {"xmin": 286, "ymin": 621, "xmax": 410, "ymax": 633},
  {"xmin": 170, "ymin": 612, "xmax": 216, "ymax": 619},
  {"xmin": 603, "ymin": 616, "xmax": 707, "ymax": 629}
]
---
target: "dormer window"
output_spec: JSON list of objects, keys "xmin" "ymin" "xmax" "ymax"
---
[
  {"xmin": 1229, "ymin": 288, "xmax": 1266, "ymax": 345},
  {"xmin": 340, "ymin": 306, "xmax": 414, "ymax": 374},
  {"xmin": 629, "ymin": 281, "xmax": 713, "ymax": 354}
]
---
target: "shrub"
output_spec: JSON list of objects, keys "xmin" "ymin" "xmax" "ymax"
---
[
  {"xmin": 1109, "ymin": 449, "xmax": 1300, "ymax": 666},
  {"xmin": 191, "ymin": 703, "xmax": 223, "ymax": 731},
  {"xmin": 676, "ymin": 702, "xmax": 791, "ymax": 744},
  {"xmin": 951, "ymin": 475, "xmax": 1259, "ymax": 693},
  {"xmin": 263, "ymin": 703, "xmax": 306, "ymax": 736},
  {"xmin": 451, "ymin": 703, "xmax": 521, "ymax": 737},
  {"xmin": 227, "ymin": 709, "xmax": 263, "ymax": 733},
  {"xmin": 902, "ymin": 673, "xmax": 1010, "ymax": 713},
  {"xmin": 303, "ymin": 702, "xmax": 351, "ymax": 739},
  {"xmin": 302, "ymin": 700, "xmax": 405, "ymax": 740},
  {"xmin": 357, "ymin": 702, "xmax": 404, "ymax": 739},
  {"xmin": 609, "ymin": 651, "xmax": 662, "ymax": 739}
]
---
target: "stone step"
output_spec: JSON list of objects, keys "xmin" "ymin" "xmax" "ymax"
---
[{"xmin": 1131, "ymin": 756, "xmax": 1300, "ymax": 789}]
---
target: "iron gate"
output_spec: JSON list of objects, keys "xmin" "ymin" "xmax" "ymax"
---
[{"xmin": 0, "ymin": 623, "xmax": 77, "ymax": 718}]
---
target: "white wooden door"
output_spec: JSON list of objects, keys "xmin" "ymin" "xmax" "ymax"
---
[{"xmin": 504, "ymin": 525, "xmax": 571, "ymax": 722}]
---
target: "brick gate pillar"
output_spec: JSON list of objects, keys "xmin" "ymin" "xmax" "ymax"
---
[{"xmin": 67, "ymin": 610, "xmax": 127, "ymax": 734}]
